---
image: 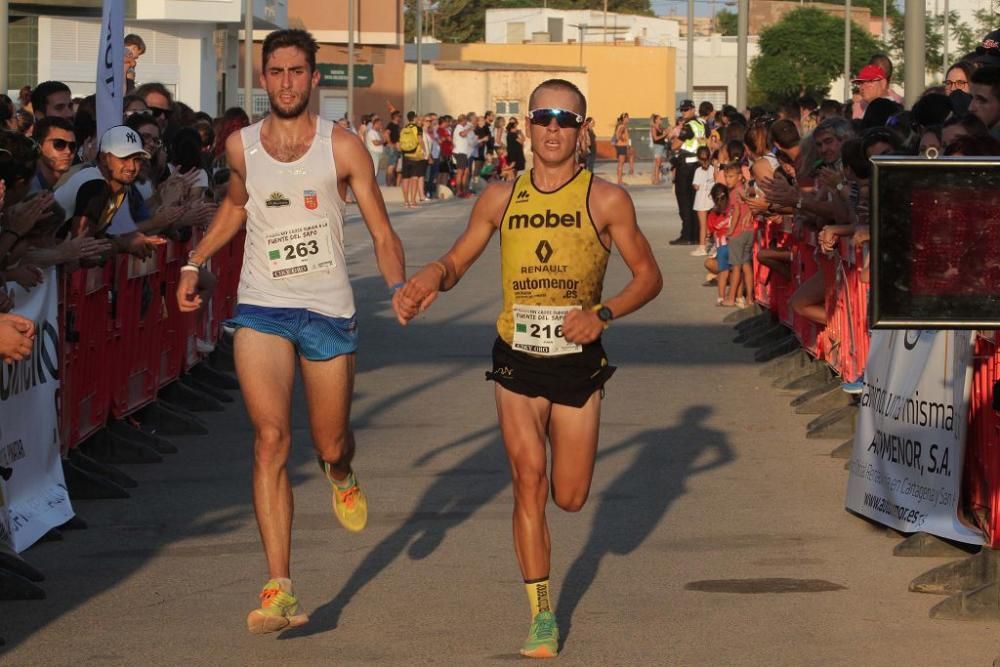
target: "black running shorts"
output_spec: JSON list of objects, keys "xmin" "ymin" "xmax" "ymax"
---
[{"xmin": 486, "ymin": 337, "xmax": 616, "ymax": 408}]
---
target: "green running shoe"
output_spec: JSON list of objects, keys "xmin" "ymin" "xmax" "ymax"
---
[
  {"xmin": 520, "ymin": 610, "xmax": 559, "ymax": 659},
  {"xmin": 246, "ymin": 579, "xmax": 309, "ymax": 635}
]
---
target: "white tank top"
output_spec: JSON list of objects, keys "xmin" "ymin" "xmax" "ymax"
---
[{"xmin": 238, "ymin": 117, "xmax": 355, "ymax": 318}]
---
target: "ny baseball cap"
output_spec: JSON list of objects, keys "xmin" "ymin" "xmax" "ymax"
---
[
  {"xmin": 972, "ymin": 29, "xmax": 1000, "ymax": 66},
  {"xmin": 99, "ymin": 125, "xmax": 150, "ymax": 159},
  {"xmin": 678, "ymin": 99, "xmax": 696, "ymax": 111},
  {"xmin": 852, "ymin": 64, "xmax": 887, "ymax": 83}
]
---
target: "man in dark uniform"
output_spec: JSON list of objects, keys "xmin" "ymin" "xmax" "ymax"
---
[{"xmin": 668, "ymin": 100, "xmax": 702, "ymax": 245}]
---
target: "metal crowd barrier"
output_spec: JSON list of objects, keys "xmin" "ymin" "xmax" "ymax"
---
[{"xmin": 58, "ymin": 234, "xmax": 244, "ymax": 451}]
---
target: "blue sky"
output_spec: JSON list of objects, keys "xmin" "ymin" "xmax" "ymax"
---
[{"xmin": 650, "ymin": 0, "xmax": 736, "ymax": 18}]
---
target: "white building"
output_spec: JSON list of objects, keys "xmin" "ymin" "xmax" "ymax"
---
[
  {"xmin": 676, "ymin": 35, "xmax": 760, "ymax": 108},
  {"xmin": 30, "ymin": 0, "xmax": 286, "ymax": 116},
  {"xmin": 485, "ymin": 7, "xmax": 680, "ymax": 45}
]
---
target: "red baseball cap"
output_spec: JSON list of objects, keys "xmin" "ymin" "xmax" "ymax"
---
[{"xmin": 852, "ymin": 64, "xmax": 887, "ymax": 83}]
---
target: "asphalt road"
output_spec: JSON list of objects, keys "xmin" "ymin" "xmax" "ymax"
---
[{"xmin": 2, "ymin": 172, "xmax": 998, "ymax": 665}]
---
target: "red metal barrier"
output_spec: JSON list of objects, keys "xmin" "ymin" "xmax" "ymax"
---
[
  {"xmin": 964, "ymin": 333, "xmax": 1000, "ymax": 547},
  {"xmin": 60, "ymin": 265, "xmax": 113, "ymax": 449},
  {"xmin": 59, "ymin": 234, "xmax": 244, "ymax": 450}
]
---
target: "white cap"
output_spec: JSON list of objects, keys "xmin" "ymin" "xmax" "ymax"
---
[{"xmin": 99, "ymin": 125, "xmax": 150, "ymax": 159}]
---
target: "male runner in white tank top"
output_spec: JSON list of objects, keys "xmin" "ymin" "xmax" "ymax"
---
[{"xmin": 176, "ymin": 29, "xmax": 406, "ymax": 634}]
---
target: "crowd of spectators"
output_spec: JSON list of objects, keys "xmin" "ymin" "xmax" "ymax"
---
[
  {"xmin": 0, "ymin": 35, "xmax": 250, "ymax": 362},
  {"xmin": 669, "ymin": 29, "xmax": 1000, "ymax": 385},
  {"xmin": 350, "ymin": 108, "xmax": 533, "ymax": 205}
]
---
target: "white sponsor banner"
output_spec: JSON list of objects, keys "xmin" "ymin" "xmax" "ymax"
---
[
  {"xmin": 0, "ymin": 269, "xmax": 74, "ymax": 552},
  {"xmin": 845, "ymin": 330, "xmax": 983, "ymax": 544},
  {"xmin": 96, "ymin": 0, "xmax": 125, "ymax": 140}
]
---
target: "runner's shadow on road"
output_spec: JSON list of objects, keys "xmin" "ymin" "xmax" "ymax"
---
[
  {"xmin": 556, "ymin": 405, "xmax": 733, "ymax": 648},
  {"xmin": 279, "ymin": 425, "xmax": 510, "ymax": 640}
]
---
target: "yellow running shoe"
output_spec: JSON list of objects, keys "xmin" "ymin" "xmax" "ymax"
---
[
  {"xmin": 520, "ymin": 610, "xmax": 559, "ymax": 659},
  {"xmin": 246, "ymin": 579, "xmax": 309, "ymax": 635},
  {"xmin": 321, "ymin": 462, "xmax": 368, "ymax": 532}
]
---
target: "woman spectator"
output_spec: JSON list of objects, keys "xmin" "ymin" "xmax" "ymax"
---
[
  {"xmin": 493, "ymin": 116, "xmax": 506, "ymax": 152},
  {"xmin": 613, "ymin": 113, "xmax": 629, "ymax": 185},
  {"xmin": 506, "ymin": 118, "xmax": 526, "ymax": 178},
  {"xmin": 944, "ymin": 61, "xmax": 974, "ymax": 96},
  {"xmin": 650, "ymin": 114, "xmax": 669, "ymax": 185}
]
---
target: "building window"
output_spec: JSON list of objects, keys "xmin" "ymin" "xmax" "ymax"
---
[
  {"xmin": 495, "ymin": 100, "xmax": 520, "ymax": 115},
  {"xmin": 237, "ymin": 90, "xmax": 271, "ymax": 117}
]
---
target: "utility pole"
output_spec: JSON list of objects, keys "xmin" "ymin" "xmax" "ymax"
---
[
  {"xmin": 243, "ymin": 0, "xmax": 253, "ymax": 118},
  {"xmin": 416, "ymin": 0, "xmax": 423, "ymax": 115},
  {"xmin": 686, "ymin": 0, "xmax": 695, "ymax": 98},
  {"xmin": 903, "ymin": 0, "xmax": 925, "ymax": 107},
  {"xmin": 943, "ymin": 0, "xmax": 950, "ymax": 77},
  {"xmin": 347, "ymin": 0, "xmax": 355, "ymax": 127},
  {"xmin": 882, "ymin": 0, "xmax": 887, "ymax": 45},
  {"xmin": 0, "ymin": 0, "xmax": 8, "ymax": 94},
  {"xmin": 736, "ymin": 0, "xmax": 748, "ymax": 110},
  {"xmin": 604, "ymin": 0, "xmax": 608, "ymax": 43},
  {"xmin": 844, "ymin": 0, "xmax": 852, "ymax": 101}
]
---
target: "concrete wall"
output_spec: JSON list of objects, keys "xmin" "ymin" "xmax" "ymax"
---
[{"xmin": 437, "ymin": 42, "xmax": 675, "ymax": 138}]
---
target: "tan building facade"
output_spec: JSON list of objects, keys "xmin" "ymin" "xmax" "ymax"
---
[
  {"xmin": 404, "ymin": 61, "xmax": 587, "ymax": 123},
  {"xmin": 240, "ymin": 0, "xmax": 405, "ymax": 121},
  {"xmin": 432, "ymin": 42, "xmax": 675, "ymax": 139},
  {"xmin": 749, "ymin": 1, "xmax": 874, "ymax": 35}
]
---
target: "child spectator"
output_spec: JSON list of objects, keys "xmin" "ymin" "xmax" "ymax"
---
[
  {"xmin": 497, "ymin": 146, "xmax": 514, "ymax": 181},
  {"xmin": 722, "ymin": 162, "xmax": 754, "ymax": 308},
  {"xmin": 703, "ymin": 183, "xmax": 733, "ymax": 306},
  {"xmin": 691, "ymin": 145, "xmax": 715, "ymax": 256}
]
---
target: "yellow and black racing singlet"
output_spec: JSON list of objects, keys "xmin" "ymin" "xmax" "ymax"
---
[{"xmin": 497, "ymin": 169, "xmax": 610, "ymax": 356}]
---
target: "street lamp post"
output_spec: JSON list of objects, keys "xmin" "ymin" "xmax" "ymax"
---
[
  {"xmin": 347, "ymin": 0, "xmax": 355, "ymax": 126},
  {"xmin": 686, "ymin": 0, "xmax": 695, "ymax": 99},
  {"xmin": 0, "ymin": 0, "xmax": 8, "ymax": 94},
  {"xmin": 903, "ymin": 0, "xmax": 925, "ymax": 107},
  {"xmin": 416, "ymin": 0, "xmax": 423, "ymax": 115},
  {"xmin": 736, "ymin": 0, "xmax": 748, "ymax": 110},
  {"xmin": 243, "ymin": 0, "xmax": 253, "ymax": 118},
  {"xmin": 844, "ymin": 0, "xmax": 852, "ymax": 101},
  {"xmin": 943, "ymin": 0, "xmax": 950, "ymax": 77}
]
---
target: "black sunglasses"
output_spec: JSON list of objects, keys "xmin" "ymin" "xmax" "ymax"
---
[
  {"xmin": 149, "ymin": 106, "xmax": 173, "ymax": 119},
  {"xmin": 528, "ymin": 108, "xmax": 584, "ymax": 129},
  {"xmin": 49, "ymin": 138, "xmax": 77, "ymax": 152}
]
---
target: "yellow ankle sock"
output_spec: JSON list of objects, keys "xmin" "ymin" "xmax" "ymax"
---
[{"xmin": 525, "ymin": 578, "xmax": 552, "ymax": 618}]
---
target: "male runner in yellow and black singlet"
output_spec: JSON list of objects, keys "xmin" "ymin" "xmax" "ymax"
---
[{"xmin": 393, "ymin": 79, "xmax": 662, "ymax": 658}]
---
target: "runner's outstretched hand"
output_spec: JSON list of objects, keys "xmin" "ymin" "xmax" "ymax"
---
[{"xmin": 394, "ymin": 264, "xmax": 442, "ymax": 325}]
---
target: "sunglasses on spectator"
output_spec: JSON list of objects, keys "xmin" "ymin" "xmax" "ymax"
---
[
  {"xmin": 48, "ymin": 138, "xmax": 77, "ymax": 152},
  {"xmin": 148, "ymin": 106, "xmax": 172, "ymax": 119},
  {"xmin": 528, "ymin": 108, "xmax": 584, "ymax": 129}
]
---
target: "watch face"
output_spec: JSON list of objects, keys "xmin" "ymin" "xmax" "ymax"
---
[{"xmin": 598, "ymin": 306, "xmax": 613, "ymax": 322}]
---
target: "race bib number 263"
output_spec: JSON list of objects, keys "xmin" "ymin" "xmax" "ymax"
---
[{"xmin": 265, "ymin": 219, "xmax": 336, "ymax": 279}]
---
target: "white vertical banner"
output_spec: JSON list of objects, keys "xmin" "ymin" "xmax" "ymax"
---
[
  {"xmin": 0, "ymin": 269, "xmax": 74, "ymax": 552},
  {"xmin": 845, "ymin": 330, "xmax": 983, "ymax": 544},
  {"xmin": 96, "ymin": 0, "xmax": 125, "ymax": 140}
]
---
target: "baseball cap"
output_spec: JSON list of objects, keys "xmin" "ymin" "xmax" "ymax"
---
[
  {"xmin": 678, "ymin": 99, "xmax": 695, "ymax": 111},
  {"xmin": 99, "ymin": 125, "xmax": 150, "ymax": 159},
  {"xmin": 852, "ymin": 64, "xmax": 887, "ymax": 83},
  {"xmin": 971, "ymin": 29, "xmax": 1000, "ymax": 66}
]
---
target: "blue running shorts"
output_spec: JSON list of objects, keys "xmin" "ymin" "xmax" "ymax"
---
[{"xmin": 225, "ymin": 304, "xmax": 358, "ymax": 361}]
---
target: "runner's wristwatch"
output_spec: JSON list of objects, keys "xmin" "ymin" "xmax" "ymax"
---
[
  {"xmin": 186, "ymin": 251, "xmax": 204, "ymax": 269},
  {"xmin": 593, "ymin": 304, "xmax": 614, "ymax": 328}
]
